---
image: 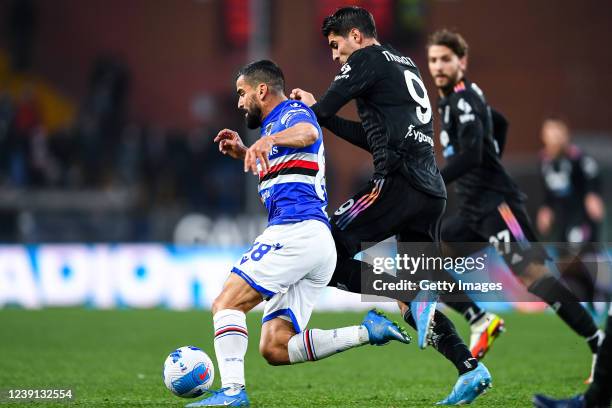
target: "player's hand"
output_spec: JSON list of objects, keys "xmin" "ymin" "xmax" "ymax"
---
[
  {"xmin": 536, "ymin": 206, "xmax": 554, "ymax": 235},
  {"xmin": 585, "ymin": 192, "xmax": 605, "ymax": 222},
  {"xmin": 244, "ymin": 135, "xmax": 274, "ymax": 176},
  {"xmin": 214, "ymin": 128, "xmax": 247, "ymax": 160},
  {"xmin": 290, "ymin": 88, "xmax": 317, "ymax": 106}
]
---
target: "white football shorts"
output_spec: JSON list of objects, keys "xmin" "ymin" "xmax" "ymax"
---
[{"xmin": 230, "ymin": 219, "xmax": 336, "ymax": 333}]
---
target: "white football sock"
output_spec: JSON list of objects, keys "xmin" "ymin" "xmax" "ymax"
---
[
  {"xmin": 213, "ymin": 309, "xmax": 248, "ymax": 389},
  {"xmin": 287, "ymin": 326, "xmax": 369, "ymax": 363}
]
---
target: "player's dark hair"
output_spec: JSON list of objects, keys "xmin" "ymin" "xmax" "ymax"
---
[
  {"xmin": 427, "ymin": 29, "xmax": 469, "ymax": 58},
  {"xmin": 321, "ymin": 6, "xmax": 377, "ymax": 39},
  {"xmin": 237, "ymin": 59, "xmax": 285, "ymax": 94}
]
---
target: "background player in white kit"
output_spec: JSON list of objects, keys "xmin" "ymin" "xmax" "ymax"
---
[{"xmin": 187, "ymin": 60, "xmax": 410, "ymax": 407}]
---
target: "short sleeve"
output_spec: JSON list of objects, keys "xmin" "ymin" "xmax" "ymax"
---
[{"xmin": 280, "ymin": 104, "xmax": 318, "ymax": 129}]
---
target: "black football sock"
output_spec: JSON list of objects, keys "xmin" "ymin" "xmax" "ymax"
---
[
  {"xmin": 403, "ymin": 308, "xmax": 478, "ymax": 375},
  {"xmin": 585, "ymin": 315, "xmax": 612, "ymax": 408},
  {"xmin": 558, "ymin": 256, "xmax": 596, "ymax": 301},
  {"xmin": 443, "ymin": 300, "xmax": 485, "ymax": 325},
  {"xmin": 528, "ymin": 276, "xmax": 599, "ymax": 341}
]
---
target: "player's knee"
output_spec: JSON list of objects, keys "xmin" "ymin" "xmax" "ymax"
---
[
  {"xmin": 259, "ymin": 343, "xmax": 288, "ymax": 366},
  {"xmin": 521, "ymin": 262, "xmax": 548, "ymax": 288},
  {"xmin": 212, "ymin": 295, "xmax": 233, "ymax": 315}
]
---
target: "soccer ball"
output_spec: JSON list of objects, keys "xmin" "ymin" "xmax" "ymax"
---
[{"xmin": 163, "ymin": 346, "xmax": 215, "ymax": 398}]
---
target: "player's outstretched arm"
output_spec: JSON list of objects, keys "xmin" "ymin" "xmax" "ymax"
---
[
  {"xmin": 214, "ymin": 128, "xmax": 247, "ymax": 160},
  {"xmin": 290, "ymin": 88, "xmax": 369, "ymax": 152},
  {"xmin": 244, "ymin": 123, "xmax": 319, "ymax": 175}
]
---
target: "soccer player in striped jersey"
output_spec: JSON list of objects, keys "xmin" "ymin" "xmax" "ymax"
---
[{"xmin": 186, "ymin": 60, "xmax": 410, "ymax": 407}]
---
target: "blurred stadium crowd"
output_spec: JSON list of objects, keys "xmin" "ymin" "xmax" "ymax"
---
[
  {"xmin": 0, "ymin": 55, "xmax": 244, "ymax": 210},
  {"xmin": 0, "ymin": 0, "xmax": 609, "ymax": 244}
]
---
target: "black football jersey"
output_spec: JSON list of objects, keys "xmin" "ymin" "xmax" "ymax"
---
[
  {"xmin": 438, "ymin": 79, "xmax": 525, "ymax": 220},
  {"xmin": 540, "ymin": 145, "xmax": 601, "ymax": 240},
  {"xmin": 317, "ymin": 44, "xmax": 446, "ymax": 199}
]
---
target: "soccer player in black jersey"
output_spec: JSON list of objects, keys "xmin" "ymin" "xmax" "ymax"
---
[
  {"xmin": 537, "ymin": 118, "xmax": 609, "ymax": 315},
  {"xmin": 538, "ymin": 118, "xmax": 604, "ymax": 244},
  {"xmin": 291, "ymin": 7, "xmax": 491, "ymax": 404},
  {"xmin": 427, "ymin": 29, "xmax": 604, "ymax": 380}
]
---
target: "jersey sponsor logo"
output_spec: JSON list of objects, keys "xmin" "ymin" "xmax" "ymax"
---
[
  {"xmin": 334, "ymin": 63, "xmax": 351, "ymax": 80},
  {"xmin": 404, "ymin": 124, "xmax": 434, "ymax": 146},
  {"xmin": 457, "ymin": 98, "xmax": 475, "ymax": 123},
  {"xmin": 381, "ymin": 50, "xmax": 416, "ymax": 67}
]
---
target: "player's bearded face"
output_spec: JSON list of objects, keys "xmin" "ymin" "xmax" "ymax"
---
[
  {"xmin": 244, "ymin": 96, "xmax": 263, "ymax": 129},
  {"xmin": 428, "ymin": 45, "xmax": 465, "ymax": 91},
  {"xmin": 236, "ymin": 76, "xmax": 264, "ymax": 129}
]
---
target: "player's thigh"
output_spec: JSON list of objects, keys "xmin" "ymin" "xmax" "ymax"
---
[
  {"xmin": 213, "ymin": 273, "xmax": 263, "ymax": 313},
  {"xmin": 260, "ymin": 220, "xmax": 335, "ymax": 332},
  {"xmin": 331, "ymin": 178, "xmax": 395, "ymax": 259},
  {"xmin": 480, "ymin": 201, "xmax": 549, "ymax": 274},
  {"xmin": 441, "ymin": 214, "xmax": 482, "ymax": 243},
  {"xmin": 440, "ymin": 214, "xmax": 487, "ymax": 257},
  {"xmin": 262, "ymin": 270, "xmax": 332, "ymax": 334},
  {"xmin": 331, "ymin": 176, "xmax": 436, "ymax": 258},
  {"xmin": 234, "ymin": 220, "xmax": 331, "ymax": 298},
  {"xmin": 397, "ymin": 193, "xmax": 446, "ymax": 244}
]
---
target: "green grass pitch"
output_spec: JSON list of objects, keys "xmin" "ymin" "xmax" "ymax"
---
[{"xmin": 0, "ymin": 308, "xmax": 594, "ymax": 407}]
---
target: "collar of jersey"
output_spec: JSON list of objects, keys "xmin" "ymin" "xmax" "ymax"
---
[
  {"xmin": 261, "ymin": 99, "xmax": 294, "ymax": 131},
  {"xmin": 439, "ymin": 77, "xmax": 469, "ymax": 104}
]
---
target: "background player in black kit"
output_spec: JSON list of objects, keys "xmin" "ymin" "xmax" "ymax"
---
[
  {"xmin": 291, "ymin": 7, "xmax": 491, "ymax": 405},
  {"xmin": 427, "ymin": 29, "xmax": 604, "ymax": 382},
  {"xmin": 537, "ymin": 118, "xmax": 609, "ymax": 314},
  {"xmin": 537, "ymin": 118, "xmax": 605, "ymax": 244}
]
